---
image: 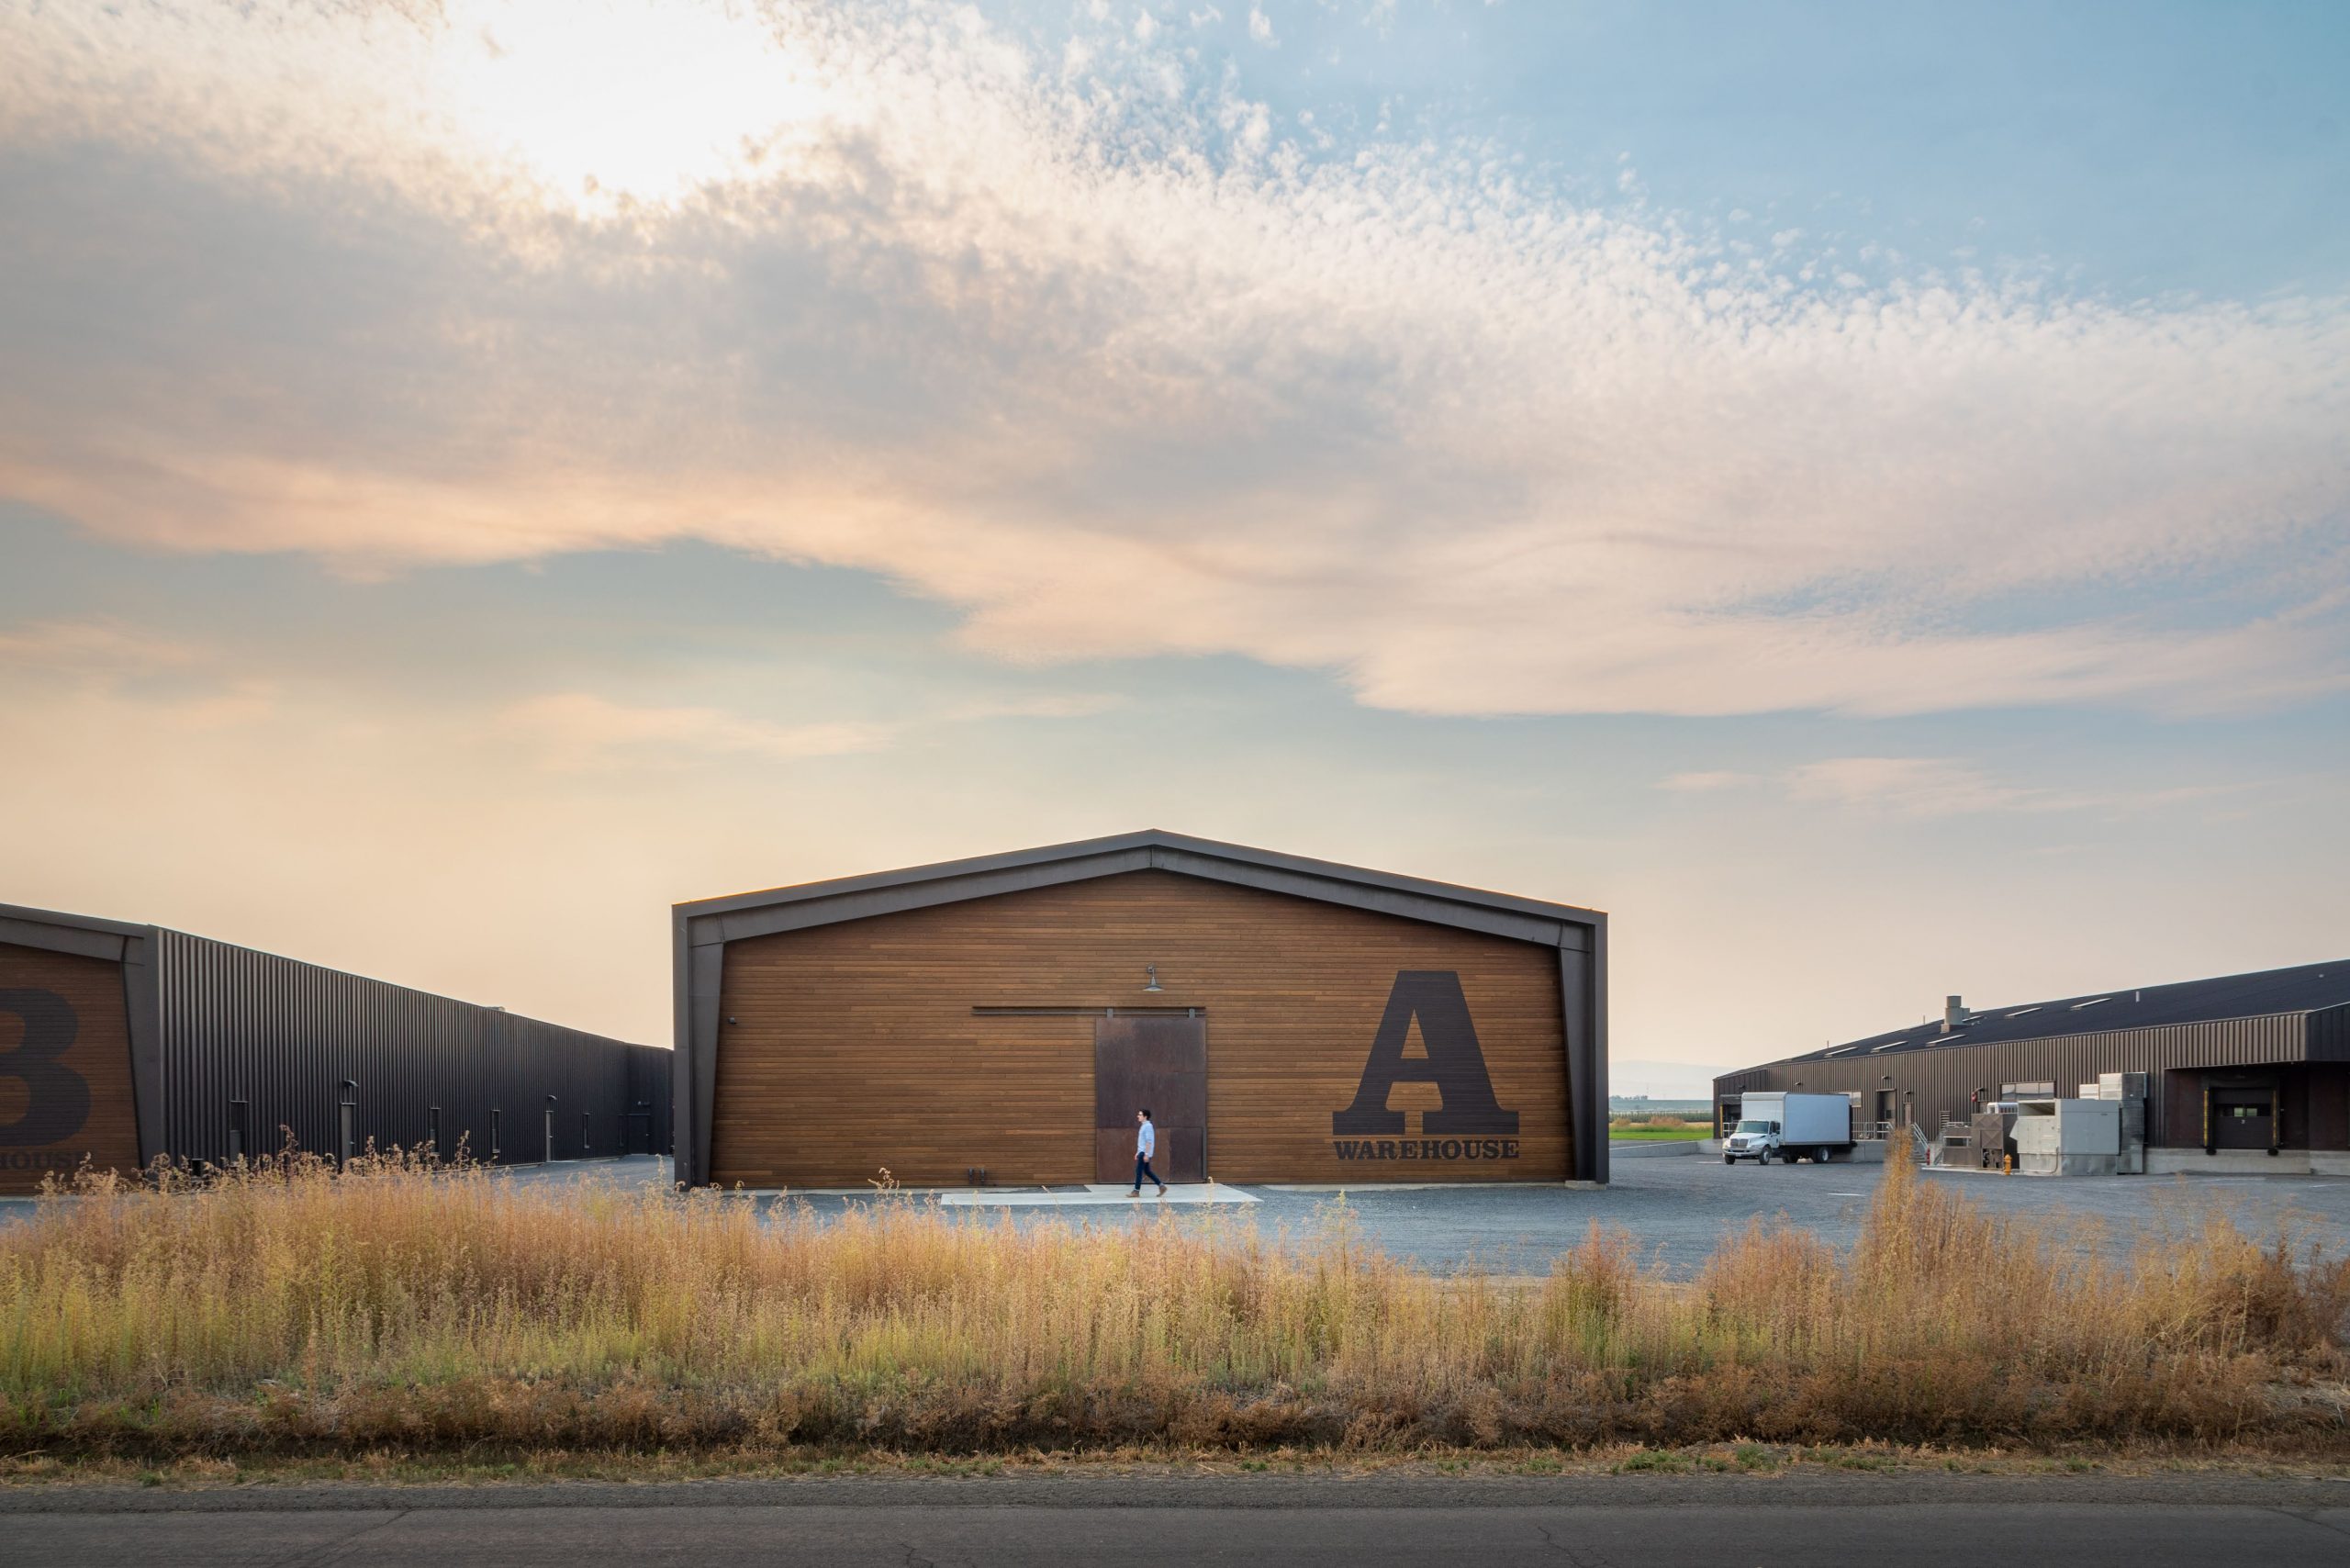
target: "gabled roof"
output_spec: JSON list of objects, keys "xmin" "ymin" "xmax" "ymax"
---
[
  {"xmin": 1778, "ymin": 958, "xmax": 2350, "ymax": 1065},
  {"xmin": 675, "ymin": 829, "xmax": 1604, "ymax": 950}
]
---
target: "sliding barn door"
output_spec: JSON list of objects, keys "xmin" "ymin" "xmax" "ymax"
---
[{"xmin": 1093, "ymin": 1015, "xmax": 1206, "ymax": 1182}]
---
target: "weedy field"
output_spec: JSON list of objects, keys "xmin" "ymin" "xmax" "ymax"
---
[
  {"xmin": 1606, "ymin": 1114, "xmax": 1710, "ymax": 1141},
  {"xmin": 3, "ymin": 1145, "xmax": 2345, "ymax": 1462}
]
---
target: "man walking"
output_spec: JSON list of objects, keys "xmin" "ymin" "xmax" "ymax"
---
[{"xmin": 1131, "ymin": 1107, "xmax": 1168, "ymax": 1198}]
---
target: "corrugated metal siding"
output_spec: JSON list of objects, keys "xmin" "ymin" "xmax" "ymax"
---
[
  {"xmin": 1713, "ymin": 1014, "xmax": 2312, "ymax": 1148},
  {"xmin": 154, "ymin": 930, "xmax": 667, "ymax": 1166},
  {"xmin": 2311, "ymin": 1002, "xmax": 2350, "ymax": 1063}
]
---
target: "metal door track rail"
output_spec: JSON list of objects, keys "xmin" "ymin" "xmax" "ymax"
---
[{"xmin": 971, "ymin": 1006, "xmax": 1205, "ymax": 1017}]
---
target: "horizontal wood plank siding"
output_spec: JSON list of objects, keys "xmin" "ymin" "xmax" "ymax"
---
[
  {"xmin": 0, "ymin": 941, "xmax": 140, "ymax": 1191},
  {"xmin": 711, "ymin": 870, "xmax": 1568, "ymax": 1187}
]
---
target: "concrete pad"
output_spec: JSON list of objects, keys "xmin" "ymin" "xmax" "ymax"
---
[
  {"xmin": 937, "ymin": 1182, "xmax": 1258, "ymax": 1207},
  {"xmin": 2146, "ymin": 1148, "xmax": 2350, "ymax": 1177}
]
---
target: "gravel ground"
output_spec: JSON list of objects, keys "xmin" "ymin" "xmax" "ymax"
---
[{"xmin": 12, "ymin": 1153, "xmax": 2348, "ymax": 1278}]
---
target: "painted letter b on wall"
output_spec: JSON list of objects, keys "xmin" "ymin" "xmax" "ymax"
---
[
  {"xmin": 0, "ymin": 988, "xmax": 91, "ymax": 1147},
  {"xmin": 1333, "ymin": 970, "xmax": 1518, "ymax": 1137}
]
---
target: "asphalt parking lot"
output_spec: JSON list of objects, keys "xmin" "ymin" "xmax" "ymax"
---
[
  {"xmin": 736, "ymin": 1150, "xmax": 2350, "ymax": 1277},
  {"xmin": 12, "ymin": 1152, "xmax": 2349, "ymax": 1279},
  {"xmin": 873, "ymin": 1156, "xmax": 2350, "ymax": 1277}
]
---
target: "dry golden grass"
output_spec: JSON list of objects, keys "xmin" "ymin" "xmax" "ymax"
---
[{"xmin": 3, "ymin": 1143, "xmax": 2345, "ymax": 1459}]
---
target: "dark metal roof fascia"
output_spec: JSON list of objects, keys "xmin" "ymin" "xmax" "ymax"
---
[
  {"xmin": 1724, "ymin": 1008, "xmax": 2316, "ymax": 1080},
  {"xmin": 699, "ymin": 845, "xmax": 1156, "ymax": 946},
  {"xmin": 0, "ymin": 902, "xmax": 150, "ymax": 962},
  {"xmin": 677, "ymin": 829, "xmax": 1604, "ymax": 949}
]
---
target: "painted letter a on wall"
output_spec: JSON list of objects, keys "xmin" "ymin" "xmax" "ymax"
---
[{"xmin": 1333, "ymin": 970, "xmax": 1518, "ymax": 1136}]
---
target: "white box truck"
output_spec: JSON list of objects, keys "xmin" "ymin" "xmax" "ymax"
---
[{"xmin": 1723, "ymin": 1092, "xmax": 1853, "ymax": 1164}]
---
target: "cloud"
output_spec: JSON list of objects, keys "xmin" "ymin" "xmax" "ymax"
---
[
  {"xmin": 3, "ymin": 0, "xmax": 2347, "ymax": 721},
  {"xmin": 1658, "ymin": 770, "xmax": 1754, "ymax": 793},
  {"xmin": 1657, "ymin": 755, "xmax": 2261, "ymax": 817},
  {"xmin": 506, "ymin": 693, "xmax": 894, "ymax": 770},
  {"xmin": 1781, "ymin": 756, "xmax": 2248, "ymax": 818},
  {"xmin": 1784, "ymin": 756, "xmax": 2044, "ymax": 817},
  {"xmin": 0, "ymin": 618, "xmax": 199, "ymax": 677},
  {"xmin": 505, "ymin": 689, "xmax": 1123, "ymax": 770}
]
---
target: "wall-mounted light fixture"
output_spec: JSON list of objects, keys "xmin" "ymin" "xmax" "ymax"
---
[{"xmin": 1143, "ymin": 964, "xmax": 1163, "ymax": 992}]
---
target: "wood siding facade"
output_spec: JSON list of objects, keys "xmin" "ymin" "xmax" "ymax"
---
[
  {"xmin": 709, "ymin": 869, "xmax": 1572, "ymax": 1187},
  {"xmin": 0, "ymin": 940, "xmax": 142, "ymax": 1192}
]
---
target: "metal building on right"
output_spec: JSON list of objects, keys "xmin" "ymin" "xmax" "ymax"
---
[{"xmin": 1714, "ymin": 960, "xmax": 2350, "ymax": 1175}]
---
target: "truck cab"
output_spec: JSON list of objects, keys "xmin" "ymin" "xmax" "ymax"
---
[{"xmin": 1722, "ymin": 1118, "xmax": 1783, "ymax": 1163}]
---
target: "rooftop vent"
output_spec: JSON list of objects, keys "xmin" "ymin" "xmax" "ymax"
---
[{"xmin": 1942, "ymin": 995, "xmax": 1968, "ymax": 1033}]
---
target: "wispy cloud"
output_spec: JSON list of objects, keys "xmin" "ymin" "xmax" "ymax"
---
[
  {"xmin": 1779, "ymin": 756, "xmax": 2249, "ymax": 818},
  {"xmin": 506, "ymin": 693, "xmax": 894, "ymax": 770},
  {"xmin": 4, "ymin": 1, "xmax": 2346, "ymax": 720},
  {"xmin": 505, "ymin": 689, "xmax": 1123, "ymax": 771},
  {"xmin": 0, "ymin": 618, "xmax": 198, "ymax": 676},
  {"xmin": 1784, "ymin": 756, "xmax": 2048, "ymax": 817},
  {"xmin": 1658, "ymin": 770, "xmax": 1756, "ymax": 793}
]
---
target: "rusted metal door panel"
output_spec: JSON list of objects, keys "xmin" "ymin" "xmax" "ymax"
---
[{"xmin": 1095, "ymin": 1014, "xmax": 1206, "ymax": 1182}]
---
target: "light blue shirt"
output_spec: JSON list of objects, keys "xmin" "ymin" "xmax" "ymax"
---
[{"xmin": 1136, "ymin": 1120, "xmax": 1155, "ymax": 1158}]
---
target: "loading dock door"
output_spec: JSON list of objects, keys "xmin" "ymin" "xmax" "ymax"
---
[
  {"xmin": 2210, "ymin": 1086, "xmax": 2276, "ymax": 1150},
  {"xmin": 1095, "ymin": 1014, "xmax": 1206, "ymax": 1183}
]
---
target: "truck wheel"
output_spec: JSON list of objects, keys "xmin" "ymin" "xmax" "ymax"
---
[{"xmin": 1722, "ymin": 1154, "xmax": 1735, "ymax": 1165}]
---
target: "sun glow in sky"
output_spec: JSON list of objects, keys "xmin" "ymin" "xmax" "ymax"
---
[
  {"xmin": 2, "ymin": 1, "xmax": 2346, "ymax": 1092},
  {"xmin": 438, "ymin": 0, "xmax": 829, "ymax": 211}
]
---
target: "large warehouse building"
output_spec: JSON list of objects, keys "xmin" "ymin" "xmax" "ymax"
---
[
  {"xmin": 671, "ymin": 831, "xmax": 1608, "ymax": 1189},
  {"xmin": 1715, "ymin": 960, "xmax": 2350, "ymax": 1174},
  {"xmin": 1, "ymin": 902, "xmax": 668, "ymax": 1191}
]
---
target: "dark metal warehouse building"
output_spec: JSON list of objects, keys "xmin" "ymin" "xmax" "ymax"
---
[
  {"xmin": 1714, "ymin": 959, "xmax": 2350, "ymax": 1174},
  {"xmin": 1, "ymin": 902, "xmax": 669, "ymax": 1190}
]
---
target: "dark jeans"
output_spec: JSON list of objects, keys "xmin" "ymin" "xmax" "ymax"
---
[{"xmin": 1133, "ymin": 1155, "xmax": 1161, "ymax": 1190}]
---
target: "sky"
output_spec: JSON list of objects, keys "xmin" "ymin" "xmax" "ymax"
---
[{"xmin": 2, "ymin": 0, "xmax": 2346, "ymax": 1097}]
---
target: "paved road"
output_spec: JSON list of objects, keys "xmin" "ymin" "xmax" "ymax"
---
[{"xmin": 6, "ymin": 1475, "xmax": 2348, "ymax": 1565}]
